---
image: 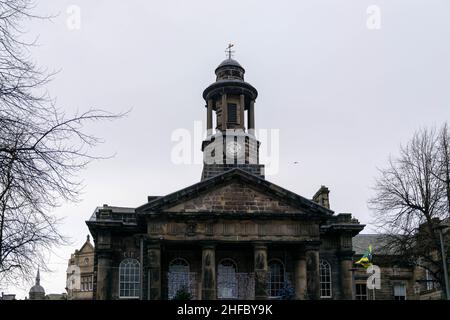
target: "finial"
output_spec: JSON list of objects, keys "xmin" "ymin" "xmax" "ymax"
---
[
  {"xmin": 225, "ymin": 43, "xmax": 235, "ymax": 59},
  {"xmin": 87, "ymin": 234, "xmax": 90, "ymax": 242},
  {"xmin": 36, "ymin": 268, "xmax": 40, "ymax": 285}
]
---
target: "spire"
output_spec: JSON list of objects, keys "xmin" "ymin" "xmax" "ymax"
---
[{"xmin": 36, "ymin": 268, "xmax": 40, "ymax": 286}]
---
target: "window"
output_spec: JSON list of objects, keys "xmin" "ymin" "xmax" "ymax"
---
[
  {"xmin": 227, "ymin": 103, "xmax": 237, "ymax": 124},
  {"xmin": 355, "ymin": 283, "xmax": 368, "ymax": 300},
  {"xmin": 394, "ymin": 284, "xmax": 406, "ymax": 300},
  {"xmin": 319, "ymin": 260, "xmax": 332, "ymax": 298},
  {"xmin": 168, "ymin": 258, "xmax": 190, "ymax": 299},
  {"xmin": 119, "ymin": 258, "xmax": 140, "ymax": 299},
  {"xmin": 268, "ymin": 260, "xmax": 285, "ymax": 298},
  {"xmin": 426, "ymin": 270, "xmax": 436, "ymax": 291},
  {"xmin": 81, "ymin": 275, "xmax": 93, "ymax": 292},
  {"xmin": 217, "ymin": 259, "xmax": 238, "ymax": 299}
]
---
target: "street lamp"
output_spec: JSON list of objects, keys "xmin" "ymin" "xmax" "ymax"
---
[{"xmin": 433, "ymin": 223, "xmax": 450, "ymax": 300}]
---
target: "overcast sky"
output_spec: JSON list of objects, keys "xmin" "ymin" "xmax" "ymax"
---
[{"xmin": 4, "ymin": 0, "xmax": 450, "ymax": 298}]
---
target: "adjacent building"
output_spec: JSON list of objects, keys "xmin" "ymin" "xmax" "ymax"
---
[{"xmin": 66, "ymin": 235, "xmax": 95, "ymax": 300}]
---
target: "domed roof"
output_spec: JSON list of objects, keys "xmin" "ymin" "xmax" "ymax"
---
[
  {"xmin": 215, "ymin": 58, "xmax": 244, "ymax": 71},
  {"xmin": 29, "ymin": 284, "xmax": 45, "ymax": 294}
]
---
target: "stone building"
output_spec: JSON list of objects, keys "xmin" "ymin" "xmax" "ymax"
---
[
  {"xmin": 352, "ymin": 233, "xmax": 447, "ymax": 300},
  {"xmin": 66, "ymin": 235, "xmax": 95, "ymax": 300},
  {"xmin": 87, "ymin": 55, "xmax": 365, "ymax": 300}
]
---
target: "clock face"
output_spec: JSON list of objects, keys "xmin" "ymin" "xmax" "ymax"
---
[{"xmin": 226, "ymin": 141, "xmax": 243, "ymax": 157}]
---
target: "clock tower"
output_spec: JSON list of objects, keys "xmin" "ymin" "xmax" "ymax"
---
[{"xmin": 201, "ymin": 47, "xmax": 264, "ymax": 180}]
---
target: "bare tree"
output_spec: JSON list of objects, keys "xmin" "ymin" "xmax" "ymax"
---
[
  {"xmin": 0, "ymin": 1, "xmax": 124, "ymax": 287},
  {"xmin": 437, "ymin": 124, "xmax": 450, "ymax": 217},
  {"xmin": 369, "ymin": 124, "xmax": 450, "ymax": 296}
]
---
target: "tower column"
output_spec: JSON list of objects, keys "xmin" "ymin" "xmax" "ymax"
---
[
  {"xmin": 221, "ymin": 93, "xmax": 227, "ymax": 130},
  {"xmin": 207, "ymin": 99, "xmax": 213, "ymax": 135},
  {"xmin": 248, "ymin": 100, "xmax": 255, "ymax": 131},
  {"xmin": 254, "ymin": 243, "xmax": 268, "ymax": 299},
  {"xmin": 201, "ymin": 244, "xmax": 216, "ymax": 300},
  {"xmin": 239, "ymin": 94, "xmax": 245, "ymax": 129}
]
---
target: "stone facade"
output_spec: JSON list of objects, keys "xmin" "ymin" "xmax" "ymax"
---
[
  {"xmin": 86, "ymin": 56, "xmax": 365, "ymax": 300},
  {"xmin": 66, "ymin": 236, "xmax": 95, "ymax": 300},
  {"xmin": 352, "ymin": 233, "xmax": 448, "ymax": 300}
]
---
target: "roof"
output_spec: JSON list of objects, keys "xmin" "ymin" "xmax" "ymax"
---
[
  {"xmin": 136, "ymin": 168, "xmax": 334, "ymax": 216},
  {"xmin": 29, "ymin": 284, "xmax": 45, "ymax": 294},
  {"xmin": 216, "ymin": 58, "xmax": 243, "ymax": 70},
  {"xmin": 352, "ymin": 234, "xmax": 391, "ymax": 255},
  {"xmin": 88, "ymin": 205, "xmax": 135, "ymax": 221},
  {"xmin": 78, "ymin": 235, "xmax": 94, "ymax": 253}
]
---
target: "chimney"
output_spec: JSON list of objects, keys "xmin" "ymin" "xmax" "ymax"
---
[{"xmin": 313, "ymin": 186, "xmax": 330, "ymax": 209}]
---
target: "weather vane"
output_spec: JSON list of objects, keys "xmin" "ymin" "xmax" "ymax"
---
[{"xmin": 225, "ymin": 43, "xmax": 235, "ymax": 59}]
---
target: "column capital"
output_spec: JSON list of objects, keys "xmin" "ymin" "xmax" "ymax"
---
[
  {"xmin": 96, "ymin": 249, "xmax": 112, "ymax": 259},
  {"xmin": 338, "ymin": 250, "xmax": 354, "ymax": 260},
  {"xmin": 293, "ymin": 250, "xmax": 306, "ymax": 261},
  {"xmin": 252, "ymin": 241, "xmax": 269, "ymax": 250},
  {"xmin": 147, "ymin": 240, "xmax": 162, "ymax": 249},
  {"xmin": 304, "ymin": 241, "xmax": 321, "ymax": 252},
  {"xmin": 200, "ymin": 241, "xmax": 217, "ymax": 249}
]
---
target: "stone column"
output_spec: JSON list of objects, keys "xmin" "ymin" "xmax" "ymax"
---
[
  {"xmin": 147, "ymin": 243, "xmax": 161, "ymax": 300},
  {"xmin": 294, "ymin": 251, "xmax": 307, "ymax": 300},
  {"xmin": 221, "ymin": 93, "xmax": 227, "ymax": 130},
  {"xmin": 207, "ymin": 99, "xmax": 213, "ymax": 135},
  {"xmin": 306, "ymin": 247, "xmax": 320, "ymax": 300},
  {"xmin": 239, "ymin": 94, "xmax": 245, "ymax": 129},
  {"xmin": 201, "ymin": 244, "xmax": 216, "ymax": 300},
  {"xmin": 254, "ymin": 243, "xmax": 268, "ymax": 299},
  {"xmin": 340, "ymin": 252, "xmax": 354, "ymax": 300},
  {"xmin": 96, "ymin": 250, "xmax": 112, "ymax": 300},
  {"xmin": 248, "ymin": 100, "xmax": 255, "ymax": 131}
]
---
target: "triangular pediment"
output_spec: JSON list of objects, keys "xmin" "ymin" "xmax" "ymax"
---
[
  {"xmin": 79, "ymin": 240, "xmax": 94, "ymax": 253},
  {"xmin": 164, "ymin": 181, "xmax": 300, "ymax": 214},
  {"xmin": 137, "ymin": 168, "xmax": 333, "ymax": 216}
]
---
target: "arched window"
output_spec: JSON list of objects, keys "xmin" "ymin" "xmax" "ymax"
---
[
  {"xmin": 119, "ymin": 258, "xmax": 140, "ymax": 299},
  {"xmin": 319, "ymin": 260, "xmax": 332, "ymax": 298},
  {"xmin": 217, "ymin": 259, "xmax": 238, "ymax": 299},
  {"xmin": 168, "ymin": 258, "xmax": 190, "ymax": 299},
  {"xmin": 268, "ymin": 260, "xmax": 285, "ymax": 298}
]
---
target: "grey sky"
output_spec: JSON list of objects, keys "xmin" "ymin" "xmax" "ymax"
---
[{"xmin": 5, "ymin": 0, "xmax": 450, "ymax": 298}]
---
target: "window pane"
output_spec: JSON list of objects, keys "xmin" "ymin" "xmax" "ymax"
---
[
  {"xmin": 168, "ymin": 258, "xmax": 191, "ymax": 299},
  {"xmin": 320, "ymin": 260, "xmax": 332, "ymax": 298},
  {"xmin": 268, "ymin": 261, "xmax": 284, "ymax": 298},
  {"xmin": 218, "ymin": 259, "xmax": 237, "ymax": 299},
  {"xmin": 119, "ymin": 259, "xmax": 140, "ymax": 298}
]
